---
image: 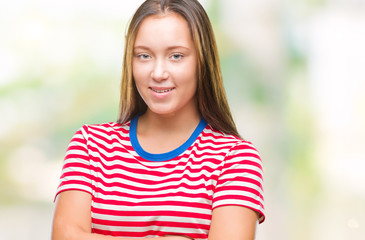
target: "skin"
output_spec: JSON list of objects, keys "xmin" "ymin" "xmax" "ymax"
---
[
  {"xmin": 52, "ymin": 191, "xmax": 189, "ymax": 240},
  {"xmin": 132, "ymin": 13, "xmax": 201, "ymax": 154},
  {"xmin": 51, "ymin": 13, "xmax": 259, "ymax": 240}
]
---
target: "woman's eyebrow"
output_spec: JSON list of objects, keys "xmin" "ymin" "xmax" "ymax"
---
[
  {"xmin": 134, "ymin": 45, "xmax": 191, "ymax": 51},
  {"xmin": 166, "ymin": 45, "xmax": 190, "ymax": 51},
  {"xmin": 133, "ymin": 45, "xmax": 150, "ymax": 51}
]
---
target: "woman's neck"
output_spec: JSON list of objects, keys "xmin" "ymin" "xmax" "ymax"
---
[
  {"xmin": 135, "ymin": 108, "xmax": 201, "ymax": 154},
  {"xmin": 138, "ymin": 108, "xmax": 201, "ymax": 134}
]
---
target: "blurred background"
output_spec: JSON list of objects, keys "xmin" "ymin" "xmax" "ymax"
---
[{"xmin": 0, "ymin": 0, "xmax": 364, "ymax": 239}]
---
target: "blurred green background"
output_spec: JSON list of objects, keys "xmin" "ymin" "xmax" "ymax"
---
[{"xmin": 1, "ymin": 0, "xmax": 364, "ymax": 239}]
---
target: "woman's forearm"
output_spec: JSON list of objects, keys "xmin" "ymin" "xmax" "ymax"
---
[
  {"xmin": 88, "ymin": 234, "xmax": 190, "ymax": 240},
  {"xmin": 52, "ymin": 228, "xmax": 191, "ymax": 240},
  {"xmin": 52, "ymin": 191, "xmax": 192, "ymax": 240},
  {"xmin": 87, "ymin": 233, "xmax": 190, "ymax": 240}
]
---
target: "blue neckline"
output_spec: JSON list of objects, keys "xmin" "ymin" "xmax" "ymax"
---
[{"xmin": 129, "ymin": 116, "xmax": 207, "ymax": 161}]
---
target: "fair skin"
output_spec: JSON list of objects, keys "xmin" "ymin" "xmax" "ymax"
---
[
  {"xmin": 51, "ymin": 13, "xmax": 259, "ymax": 240},
  {"xmin": 132, "ymin": 13, "xmax": 200, "ymax": 153}
]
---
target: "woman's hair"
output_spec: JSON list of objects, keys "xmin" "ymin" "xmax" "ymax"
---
[{"xmin": 117, "ymin": 0, "xmax": 240, "ymax": 137}]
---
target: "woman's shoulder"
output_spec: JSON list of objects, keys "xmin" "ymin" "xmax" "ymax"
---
[
  {"xmin": 75, "ymin": 121, "xmax": 131, "ymax": 138},
  {"xmin": 202, "ymin": 124, "xmax": 243, "ymax": 143},
  {"xmin": 201, "ymin": 124, "xmax": 259, "ymax": 153}
]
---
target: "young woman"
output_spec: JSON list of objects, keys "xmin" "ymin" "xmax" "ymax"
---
[{"xmin": 51, "ymin": 0, "xmax": 265, "ymax": 239}]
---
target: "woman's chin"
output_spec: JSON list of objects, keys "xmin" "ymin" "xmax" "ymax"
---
[{"xmin": 146, "ymin": 106, "xmax": 176, "ymax": 116}]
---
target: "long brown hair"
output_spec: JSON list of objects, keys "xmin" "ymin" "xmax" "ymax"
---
[{"xmin": 117, "ymin": 0, "xmax": 240, "ymax": 138}]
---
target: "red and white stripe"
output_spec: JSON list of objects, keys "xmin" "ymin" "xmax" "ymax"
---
[{"xmin": 56, "ymin": 121, "xmax": 264, "ymax": 239}]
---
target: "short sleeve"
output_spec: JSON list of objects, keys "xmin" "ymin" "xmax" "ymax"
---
[
  {"xmin": 212, "ymin": 141, "xmax": 265, "ymax": 223},
  {"xmin": 55, "ymin": 125, "xmax": 93, "ymax": 199}
]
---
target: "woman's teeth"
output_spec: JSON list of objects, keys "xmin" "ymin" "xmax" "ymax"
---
[{"xmin": 151, "ymin": 88, "xmax": 173, "ymax": 93}]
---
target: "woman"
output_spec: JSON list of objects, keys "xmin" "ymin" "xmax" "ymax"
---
[{"xmin": 51, "ymin": 0, "xmax": 265, "ymax": 239}]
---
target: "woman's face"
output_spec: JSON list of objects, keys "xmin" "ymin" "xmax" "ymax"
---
[{"xmin": 132, "ymin": 13, "xmax": 198, "ymax": 118}]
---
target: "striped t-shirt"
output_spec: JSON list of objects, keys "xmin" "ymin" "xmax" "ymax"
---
[{"xmin": 56, "ymin": 117, "xmax": 265, "ymax": 239}]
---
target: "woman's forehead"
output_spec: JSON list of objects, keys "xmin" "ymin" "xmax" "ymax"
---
[{"xmin": 134, "ymin": 13, "xmax": 194, "ymax": 49}]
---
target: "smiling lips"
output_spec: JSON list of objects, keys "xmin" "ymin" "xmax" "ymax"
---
[{"xmin": 149, "ymin": 87, "xmax": 175, "ymax": 93}]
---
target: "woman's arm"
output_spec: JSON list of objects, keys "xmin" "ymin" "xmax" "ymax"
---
[
  {"xmin": 51, "ymin": 190, "xmax": 190, "ymax": 240},
  {"xmin": 208, "ymin": 206, "xmax": 258, "ymax": 240}
]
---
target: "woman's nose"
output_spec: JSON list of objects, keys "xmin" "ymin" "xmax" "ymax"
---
[{"xmin": 151, "ymin": 60, "xmax": 168, "ymax": 81}]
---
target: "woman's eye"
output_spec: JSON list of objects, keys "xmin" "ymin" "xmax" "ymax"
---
[
  {"xmin": 137, "ymin": 54, "xmax": 151, "ymax": 60},
  {"xmin": 171, "ymin": 54, "xmax": 183, "ymax": 61}
]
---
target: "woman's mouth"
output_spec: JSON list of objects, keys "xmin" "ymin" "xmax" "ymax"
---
[
  {"xmin": 149, "ymin": 87, "xmax": 175, "ymax": 99},
  {"xmin": 150, "ymin": 87, "xmax": 175, "ymax": 93}
]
